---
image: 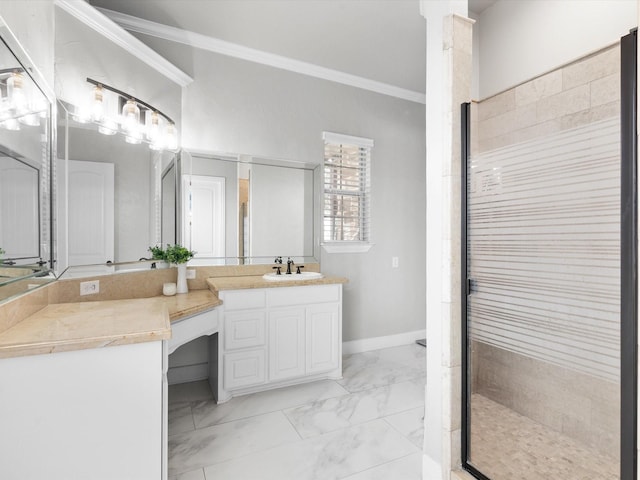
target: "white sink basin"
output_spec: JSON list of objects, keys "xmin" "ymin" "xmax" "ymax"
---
[{"xmin": 262, "ymin": 271, "xmax": 324, "ymax": 281}]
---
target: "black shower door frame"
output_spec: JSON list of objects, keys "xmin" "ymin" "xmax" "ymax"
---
[{"xmin": 460, "ymin": 29, "xmax": 638, "ymax": 480}]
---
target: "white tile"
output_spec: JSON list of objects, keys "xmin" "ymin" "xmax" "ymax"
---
[
  {"xmin": 284, "ymin": 379, "xmax": 424, "ymax": 438},
  {"xmin": 341, "ymin": 452, "xmax": 423, "ymax": 480},
  {"xmin": 192, "ymin": 379, "xmax": 348, "ymax": 428},
  {"xmin": 169, "ymin": 404, "xmax": 195, "ymax": 436},
  {"xmin": 384, "ymin": 407, "xmax": 425, "ymax": 448},
  {"xmin": 203, "ymin": 419, "xmax": 420, "ymax": 480},
  {"xmin": 168, "ymin": 411, "xmax": 300, "ymax": 476},
  {"xmin": 339, "ymin": 347, "xmax": 425, "ymax": 393}
]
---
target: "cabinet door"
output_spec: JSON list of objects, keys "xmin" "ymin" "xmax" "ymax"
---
[
  {"xmin": 268, "ymin": 308, "xmax": 305, "ymax": 381},
  {"xmin": 224, "ymin": 311, "xmax": 266, "ymax": 350},
  {"xmin": 306, "ymin": 304, "xmax": 340, "ymax": 374},
  {"xmin": 224, "ymin": 349, "xmax": 266, "ymax": 390}
]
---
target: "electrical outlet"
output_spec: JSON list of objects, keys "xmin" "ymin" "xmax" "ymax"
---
[
  {"xmin": 392, "ymin": 256, "xmax": 399, "ymax": 268},
  {"xmin": 186, "ymin": 268, "xmax": 196, "ymax": 279},
  {"xmin": 80, "ymin": 280, "xmax": 100, "ymax": 296}
]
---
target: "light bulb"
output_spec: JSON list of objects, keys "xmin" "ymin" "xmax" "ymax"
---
[
  {"xmin": 165, "ymin": 122, "xmax": 178, "ymax": 150},
  {"xmin": 91, "ymin": 85, "xmax": 104, "ymax": 122},
  {"xmin": 121, "ymin": 99, "xmax": 140, "ymax": 133},
  {"xmin": 7, "ymin": 71, "xmax": 26, "ymax": 114}
]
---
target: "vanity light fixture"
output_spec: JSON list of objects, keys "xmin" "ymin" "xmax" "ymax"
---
[
  {"xmin": 78, "ymin": 78, "xmax": 179, "ymax": 152},
  {"xmin": 0, "ymin": 68, "xmax": 48, "ymax": 130}
]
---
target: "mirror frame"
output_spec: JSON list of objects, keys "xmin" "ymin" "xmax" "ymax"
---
[
  {"xmin": 177, "ymin": 149, "xmax": 321, "ymax": 266},
  {"xmin": 0, "ymin": 20, "xmax": 56, "ymax": 301}
]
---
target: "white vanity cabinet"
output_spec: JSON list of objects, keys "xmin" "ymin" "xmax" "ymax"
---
[
  {"xmin": 217, "ymin": 283, "xmax": 342, "ymax": 400},
  {"xmin": 0, "ymin": 341, "xmax": 166, "ymax": 480}
]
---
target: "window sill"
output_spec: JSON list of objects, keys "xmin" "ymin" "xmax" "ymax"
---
[{"xmin": 321, "ymin": 243, "xmax": 374, "ymax": 254}]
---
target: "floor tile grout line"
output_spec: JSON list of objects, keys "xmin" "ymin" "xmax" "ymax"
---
[{"xmin": 188, "ymin": 384, "xmax": 351, "ymax": 431}]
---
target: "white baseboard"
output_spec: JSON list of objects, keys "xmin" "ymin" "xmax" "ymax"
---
[
  {"xmin": 168, "ymin": 363, "xmax": 209, "ymax": 385},
  {"xmin": 342, "ymin": 329, "xmax": 426, "ymax": 355}
]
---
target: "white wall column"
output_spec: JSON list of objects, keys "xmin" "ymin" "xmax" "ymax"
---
[{"xmin": 422, "ymin": 1, "xmax": 472, "ymax": 478}]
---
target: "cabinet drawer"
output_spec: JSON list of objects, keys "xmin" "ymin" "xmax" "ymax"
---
[
  {"xmin": 221, "ymin": 289, "xmax": 266, "ymax": 311},
  {"xmin": 224, "ymin": 349, "xmax": 266, "ymax": 390},
  {"xmin": 268, "ymin": 284, "xmax": 341, "ymax": 307},
  {"xmin": 224, "ymin": 311, "xmax": 266, "ymax": 350}
]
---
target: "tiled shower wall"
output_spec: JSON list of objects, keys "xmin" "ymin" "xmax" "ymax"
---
[
  {"xmin": 472, "ymin": 44, "xmax": 620, "ymax": 155},
  {"xmin": 470, "ymin": 43, "xmax": 620, "ymax": 458}
]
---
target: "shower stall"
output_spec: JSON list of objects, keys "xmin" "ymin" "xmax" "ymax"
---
[{"xmin": 461, "ymin": 31, "xmax": 636, "ymax": 480}]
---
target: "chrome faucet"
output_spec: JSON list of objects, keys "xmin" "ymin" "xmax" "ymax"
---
[{"xmin": 273, "ymin": 256, "xmax": 283, "ymax": 275}]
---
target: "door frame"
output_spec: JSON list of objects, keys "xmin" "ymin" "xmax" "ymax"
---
[
  {"xmin": 620, "ymin": 28, "xmax": 638, "ymax": 480},
  {"xmin": 461, "ymin": 28, "xmax": 638, "ymax": 479}
]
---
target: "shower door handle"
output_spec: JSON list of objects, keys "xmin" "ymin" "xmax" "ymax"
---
[{"xmin": 467, "ymin": 278, "xmax": 477, "ymax": 295}]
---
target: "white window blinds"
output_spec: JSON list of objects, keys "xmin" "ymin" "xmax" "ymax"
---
[{"xmin": 322, "ymin": 132, "xmax": 373, "ymax": 245}]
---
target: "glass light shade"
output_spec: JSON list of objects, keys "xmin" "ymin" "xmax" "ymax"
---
[
  {"xmin": 165, "ymin": 122, "xmax": 178, "ymax": 150},
  {"xmin": 91, "ymin": 85, "xmax": 104, "ymax": 122},
  {"xmin": 98, "ymin": 118, "xmax": 118, "ymax": 135},
  {"xmin": 121, "ymin": 99, "xmax": 140, "ymax": 133},
  {"xmin": 7, "ymin": 71, "xmax": 27, "ymax": 114},
  {"xmin": 146, "ymin": 110, "xmax": 162, "ymax": 141},
  {"xmin": 125, "ymin": 127, "xmax": 142, "ymax": 144},
  {"xmin": 73, "ymin": 103, "xmax": 91, "ymax": 124}
]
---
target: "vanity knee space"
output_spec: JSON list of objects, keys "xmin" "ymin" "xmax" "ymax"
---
[{"xmin": 217, "ymin": 283, "xmax": 343, "ymax": 400}]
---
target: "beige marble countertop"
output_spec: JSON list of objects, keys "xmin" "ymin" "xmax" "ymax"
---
[
  {"xmin": 0, "ymin": 297, "xmax": 171, "ymax": 359},
  {"xmin": 207, "ymin": 275, "xmax": 348, "ymax": 292},
  {"xmin": 161, "ymin": 289, "xmax": 222, "ymax": 322}
]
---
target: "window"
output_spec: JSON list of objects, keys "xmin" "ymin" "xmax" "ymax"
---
[{"xmin": 322, "ymin": 132, "xmax": 373, "ymax": 253}]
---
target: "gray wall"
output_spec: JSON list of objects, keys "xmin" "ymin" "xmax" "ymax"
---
[
  {"xmin": 54, "ymin": 8, "xmax": 182, "ymax": 127},
  {"xmin": 0, "ymin": 1, "xmax": 54, "ymax": 89},
  {"xmin": 138, "ymin": 37, "xmax": 427, "ymax": 342}
]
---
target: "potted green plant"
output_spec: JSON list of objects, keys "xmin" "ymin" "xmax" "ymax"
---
[
  {"xmin": 148, "ymin": 245, "xmax": 166, "ymax": 261},
  {"xmin": 164, "ymin": 244, "xmax": 195, "ymax": 293}
]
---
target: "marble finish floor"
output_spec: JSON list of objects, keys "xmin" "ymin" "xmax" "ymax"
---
[
  {"xmin": 168, "ymin": 344, "xmax": 426, "ymax": 480},
  {"xmin": 469, "ymin": 394, "xmax": 619, "ymax": 480}
]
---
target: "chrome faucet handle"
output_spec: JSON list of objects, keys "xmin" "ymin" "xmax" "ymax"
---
[{"xmin": 286, "ymin": 257, "xmax": 294, "ymax": 274}]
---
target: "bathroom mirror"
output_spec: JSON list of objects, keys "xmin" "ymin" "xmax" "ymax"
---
[
  {"xmin": 180, "ymin": 151, "xmax": 319, "ymax": 265},
  {"xmin": 56, "ymin": 100, "xmax": 177, "ymax": 273},
  {"xmin": 0, "ymin": 21, "xmax": 55, "ymax": 301}
]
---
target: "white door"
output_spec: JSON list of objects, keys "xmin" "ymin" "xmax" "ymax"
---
[
  {"xmin": 182, "ymin": 175, "xmax": 225, "ymax": 259},
  {"xmin": 66, "ymin": 160, "xmax": 114, "ymax": 267},
  {"xmin": 0, "ymin": 157, "xmax": 39, "ymax": 261}
]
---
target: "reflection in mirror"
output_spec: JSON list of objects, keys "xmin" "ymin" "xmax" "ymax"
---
[
  {"xmin": 182, "ymin": 152, "xmax": 318, "ymax": 265},
  {"xmin": 0, "ymin": 24, "xmax": 55, "ymax": 302},
  {"xmin": 57, "ymin": 100, "xmax": 177, "ymax": 272},
  {"xmin": 161, "ymin": 161, "xmax": 176, "ymax": 246}
]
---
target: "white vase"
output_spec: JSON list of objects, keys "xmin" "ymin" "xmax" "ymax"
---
[{"xmin": 176, "ymin": 263, "xmax": 188, "ymax": 294}]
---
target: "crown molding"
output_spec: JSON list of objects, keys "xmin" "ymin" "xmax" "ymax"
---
[
  {"xmin": 97, "ymin": 7, "xmax": 426, "ymax": 104},
  {"xmin": 54, "ymin": 0, "xmax": 193, "ymax": 87}
]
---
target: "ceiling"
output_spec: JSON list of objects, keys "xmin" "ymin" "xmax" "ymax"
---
[{"xmin": 89, "ymin": 0, "xmax": 428, "ymax": 94}]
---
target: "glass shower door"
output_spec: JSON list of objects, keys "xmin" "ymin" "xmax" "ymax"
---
[{"xmin": 463, "ymin": 83, "xmax": 625, "ymax": 478}]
